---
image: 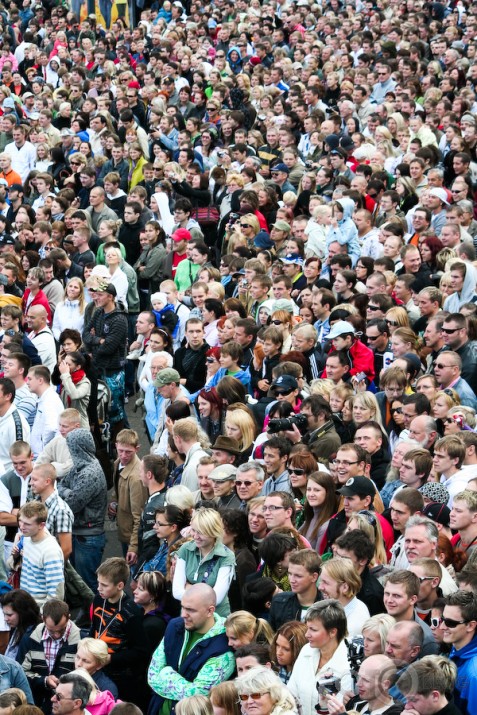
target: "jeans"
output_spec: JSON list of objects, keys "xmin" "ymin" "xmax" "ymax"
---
[
  {"xmin": 99, "ymin": 0, "xmax": 112, "ymax": 28},
  {"xmin": 72, "ymin": 533, "xmax": 106, "ymax": 593}
]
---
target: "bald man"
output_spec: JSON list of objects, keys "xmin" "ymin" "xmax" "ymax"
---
[
  {"xmin": 327, "ymin": 655, "xmax": 398, "ymax": 715},
  {"xmin": 148, "ymin": 583, "xmax": 235, "ymax": 710},
  {"xmin": 26, "ymin": 305, "xmax": 56, "ymax": 372}
]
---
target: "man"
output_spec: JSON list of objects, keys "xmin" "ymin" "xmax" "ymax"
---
[
  {"xmin": 148, "ymin": 584, "xmax": 234, "ymax": 709},
  {"xmin": 13, "ymin": 501, "xmax": 64, "ymax": 609},
  {"xmin": 443, "ymin": 591, "xmax": 477, "ymax": 715},
  {"xmin": 234, "ymin": 318, "xmax": 259, "ymax": 369},
  {"xmin": 280, "ymin": 254, "xmax": 306, "ymax": 294},
  {"xmin": 323, "ymin": 352, "xmax": 350, "ymax": 387},
  {"xmin": 365, "ymin": 319, "xmax": 392, "ymax": 386},
  {"xmin": 423, "ymin": 316, "xmax": 446, "ymax": 373},
  {"xmin": 433, "ymin": 436, "xmax": 470, "ymax": 506},
  {"xmin": 383, "ymin": 570, "xmax": 437, "ymax": 656},
  {"xmin": 232, "ymin": 461, "xmax": 265, "ymax": 510},
  {"xmin": 4, "ymin": 124, "xmax": 36, "ymax": 181},
  {"xmin": 261, "ymin": 437, "xmax": 291, "ymax": 495},
  {"xmin": 26, "ymin": 366, "xmax": 63, "ymax": 458},
  {"xmin": 403, "ymin": 393, "xmax": 432, "ymax": 433},
  {"xmin": 58, "ymin": 429, "xmax": 107, "ymax": 593},
  {"xmin": 385, "ymin": 621, "xmax": 423, "ymax": 670},
  {"xmin": 334, "ymin": 529, "xmax": 385, "ymax": 616},
  {"xmin": 39, "ymin": 259, "xmax": 64, "ymax": 314},
  {"xmin": 371, "ymin": 62, "xmax": 396, "ymax": 103},
  {"xmin": 397, "ymin": 656, "xmax": 463, "ymax": 715},
  {"xmin": 150, "ymin": 369, "xmax": 191, "ymax": 453},
  {"xmin": 354, "ymin": 421, "xmax": 390, "ymax": 490},
  {"xmin": 290, "ymin": 324, "xmax": 323, "ymax": 381},
  {"xmin": 174, "ymin": 318, "xmax": 208, "ymax": 394},
  {"xmin": 35, "ymin": 408, "xmax": 79, "ymax": 478},
  {"xmin": 30, "ymin": 463, "xmax": 73, "ymax": 560},
  {"xmin": 389, "ymin": 488, "xmax": 424, "ymax": 569},
  {"xmin": 394, "ymin": 275, "xmax": 421, "ymax": 325},
  {"xmin": 70, "ymin": 227, "xmax": 95, "ymax": 272},
  {"xmin": 404, "ymin": 515, "xmax": 458, "ymax": 596},
  {"xmin": 269, "ymin": 221, "xmax": 291, "ymax": 258},
  {"xmin": 263, "ymin": 491, "xmax": 297, "ymax": 531},
  {"xmin": 26, "ymin": 305, "xmax": 56, "ymax": 372},
  {"xmin": 288, "ymin": 395, "xmax": 340, "ymax": 463},
  {"xmin": 399, "ymin": 448, "xmax": 433, "ymax": 490},
  {"xmin": 82, "ymin": 281, "xmax": 128, "ymax": 440},
  {"xmin": 409, "ymin": 558, "xmax": 442, "ymax": 624},
  {"xmin": 85, "ymin": 186, "xmax": 118, "ymax": 233},
  {"xmin": 269, "ymin": 549, "xmax": 322, "ymax": 630},
  {"xmin": 441, "ymin": 313, "xmax": 477, "ymax": 394},
  {"xmin": 409, "ymin": 416, "xmax": 439, "ymax": 452},
  {"xmin": 397, "ymin": 245, "xmax": 430, "ymax": 292},
  {"xmin": 116, "ymin": 201, "xmax": 143, "ymax": 266},
  {"xmin": 1, "ymin": 440, "xmax": 35, "ymax": 554},
  {"xmin": 3, "ymin": 351, "xmax": 36, "ymax": 427},
  {"xmin": 450, "ymin": 489, "xmax": 477, "ymax": 559},
  {"xmin": 172, "ymin": 418, "xmax": 208, "ymax": 491},
  {"xmin": 433, "ymin": 351, "xmax": 477, "ymax": 410},
  {"xmin": 135, "ymin": 455, "xmax": 169, "ymax": 575},
  {"xmin": 49, "ymin": 248, "xmax": 84, "ymax": 284},
  {"xmin": 211, "ymin": 436, "xmax": 240, "ymax": 467},
  {"xmin": 332, "ymin": 655, "xmax": 399, "ymax": 715},
  {"xmin": 208, "ymin": 465, "xmax": 241, "ymax": 509}
]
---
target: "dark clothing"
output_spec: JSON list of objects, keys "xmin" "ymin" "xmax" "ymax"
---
[
  {"xmin": 97, "ymin": 158, "xmax": 130, "ymax": 192},
  {"xmin": 174, "ymin": 342, "xmax": 208, "ymax": 393},
  {"xmin": 228, "ymin": 547, "xmax": 257, "ymax": 612},
  {"xmin": 118, "ymin": 219, "xmax": 143, "ymax": 266},
  {"xmin": 135, "ymin": 489, "xmax": 168, "ymax": 575},
  {"xmin": 370, "ymin": 445, "xmax": 390, "ymax": 491},
  {"xmin": 302, "ymin": 345, "xmax": 325, "ymax": 382},
  {"xmin": 269, "ymin": 588, "xmax": 322, "ymax": 631},
  {"xmin": 304, "ymin": 420, "xmax": 341, "ymax": 463},
  {"xmin": 71, "ymin": 248, "xmax": 95, "ymax": 270},
  {"xmin": 451, "ymin": 340, "xmax": 477, "ymax": 395},
  {"xmin": 358, "ymin": 566, "xmax": 385, "ymax": 616},
  {"xmin": 56, "ymin": 261, "xmax": 84, "ymax": 285},
  {"xmin": 345, "ymin": 695, "xmax": 403, "ymax": 715},
  {"xmin": 82, "ymin": 304, "xmax": 128, "ymax": 375}
]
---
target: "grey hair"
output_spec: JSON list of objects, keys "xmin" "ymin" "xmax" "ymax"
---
[
  {"xmin": 237, "ymin": 461, "xmax": 265, "ymax": 482},
  {"xmin": 420, "ymin": 416, "xmax": 438, "ymax": 435},
  {"xmin": 59, "ymin": 673, "xmax": 93, "ymax": 709},
  {"xmin": 405, "ymin": 515, "xmax": 438, "ymax": 544},
  {"xmin": 235, "ymin": 667, "xmax": 297, "ymax": 714},
  {"xmin": 457, "ymin": 199, "xmax": 474, "ymax": 213}
]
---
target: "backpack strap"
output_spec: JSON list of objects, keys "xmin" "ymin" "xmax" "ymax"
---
[{"xmin": 12, "ymin": 409, "xmax": 23, "ymax": 442}]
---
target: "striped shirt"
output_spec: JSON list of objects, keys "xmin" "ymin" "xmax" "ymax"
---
[{"xmin": 20, "ymin": 532, "xmax": 65, "ymax": 609}]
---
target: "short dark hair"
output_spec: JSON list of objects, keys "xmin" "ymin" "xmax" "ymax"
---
[
  {"xmin": 301, "ymin": 394, "xmax": 332, "ymax": 421},
  {"xmin": 59, "ymin": 673, "xmax": 92, "ymax": 709},
  {"xmin": 263, "ymin": 436, "xmax": 292, "ymax": 459},
  {"xmin": 142, "ymin": 455, "xmax": 168, "ymax": 484},
  {"xmin": 43, "ymin": 599, "xmax": 69, "ymax": 624},
  {"xmin": 0, "ymin": 377, "xmax": 15, "ymax": 401},
  {"xmin": 335, "ymin": 529, "xmax": 375, "ymax": 564}
]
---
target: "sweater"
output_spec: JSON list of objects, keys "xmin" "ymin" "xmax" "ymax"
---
[{"xmin": 18, "ymin": 532, "xmax": 65, "ymax": 609}]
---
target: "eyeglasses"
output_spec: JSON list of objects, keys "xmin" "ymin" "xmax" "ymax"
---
[
  {"xmin": 235, "ymin": 480, "xmax": 255, "ymax": 487},
  {"xmin": 416, "ymin": 575, "xmax": 435, "ymax": 583},
  {"xmin": 206, "ymin": 357, "xmax": 217, "ymax": 363},
  {"xmin": 263, "ymin": 505, "xmax": 285, "ymax": 512},
  {"xmin": 441, "ymin": 617, "xmax": 468, "ymax": 628},
  {"xmin": 288, "ymin": 467, "xmax": 305, "ymax": 475},
  {"xmin": 434, "ymin": 362, "xmax": 454, "ymax": 369},
  {"xmin": 52, "ymin": 693, "xmax": 74, "ymax": 702},
  {"xmin": 366, "ymin": 334, "xmax": 382, "ymax": 341},
  {"xmin": 386, "ymin": 319, "xmax": 399, "ymax": 327},
  {"xmin": 441, "ymin": 327, "xmax": 460, "ymax": 334},
  {"xmin": 367, "ymin": 304, "xmax": 380, "ymax": 311},
  {"xmin": 239, "ymin": 694, "xmax": 269, "ymax": 702},
  {"xmin": 332, "ymin": 459, "xmax": 359, "ymax": 467},
  {"xmin": 154, "ymin": 521, "xmax": 171, "ymax": 527}
]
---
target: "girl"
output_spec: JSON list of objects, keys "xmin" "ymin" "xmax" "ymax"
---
[{"xmin": 270, "ymin": 621, "xmax": 308, "ymax": 685}]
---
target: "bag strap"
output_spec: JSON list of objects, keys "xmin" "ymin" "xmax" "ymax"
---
[{"xmin": 12, "ymin": 409, "xmax": 23, "ymax": 442}]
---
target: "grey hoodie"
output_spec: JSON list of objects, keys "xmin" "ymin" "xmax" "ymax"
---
[
  {"xmin": 444, "ymin": 262, "xmax": 477, "ymax": 312},
  {"xmin": 58, "ymin": 430, "xmax": 107, "ymax": 535}
]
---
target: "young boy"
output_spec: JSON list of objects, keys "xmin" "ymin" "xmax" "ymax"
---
[
  {"xmin": 90, "ymin": 558, "xmax": 147, "ymax": 701},
  {"xmin": 108, "ymin": 430, "xmax": 147, "ymax": 565},
  {"xmin": 250, "ymin": 275, "xmax": 272, "ymax": 323}
]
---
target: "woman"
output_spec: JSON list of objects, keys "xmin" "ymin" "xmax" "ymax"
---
[
  {"xmin": 224, "ymin": 406, "xmax": 258, "ymax": 465},
  {"xmin": 385, "ymin": 306, "xmax": 410, "ymax": 333},
  {"xmin": 21, "ymin": 267, "xmax": 52, "ymax": 325},
  {"xmin": 352, "ymin": 393, "xmax": 385, "ymax": 430},
  {"xmin": 221, "ymin": 510, "xmax": 257, "ymax": 611},
  {"xmin": 133, "ymin": 571, "xmax": 170, "ymax": 656},
  {"xmin": 128, "ymin": 142, "xmax": 148, "ymax": 190},
  {"xmin": 361, "ymin": 614, "xmax": 396, "ymax": 657},
  {"xmin": 52, "ymin": 278, "xmax": 86, "ymax": 340},
  {"xmin": 300, "ymin": 472, "xmax": 338, "ymax": 552},
  {"xmin": 333, "ymin": 270, "xmax": 357, "ymax": 302},
  {"xmin": 432, "ymin": 390, "xmax": 461, "ymax": 434},
  {"xmin": 1, "ymin": 589, "xmax": 41, "ymax": 661},
  {"xmin": 288, "ymin": 453, "xmax": 318, "ymax": 529},
  {"xmin": 196, "ymin": 126, "xmax": 219, "ymax": 171},
  {"xmin": 270, "ymin": 310, "xmax": 293, "ymax": 353},
  {"xmin": 176, "ymin": 696, "xmax": 213, "ymax": 715},
  {"xmin": 58, "ymin": 351, "xmax": 91, "ymax": 429},
  {"xmin": 419, "ymin": 235, "xmax": 444, "ymax": 274},
  {"xmin": 134, "ymin": 222, "xmax": 167, "ymax": 305},
  {"xmin": 288, "ymin": 600, "xmax": 353, "ymax": 715},
  {"xmin": 395, "ymin": 176, "xmax": 419, "ymax": 214},
  {"xmin": 96, "ymin": 221, "xmax": 125, "ymax": 265},
  {"xmin": 217, "ymin": 316, "xmax": 237, "ymax": 346},
  {"xmin": 388, "ymin": 397, "xmax": 406, "ymax": 452},
  {"xmin": 236, "ymin": 667, "xmax": 298, "ymax": 715},
  {"xmin": 346, "ymin": 511, "xmax": 388, "ymax": 567},
  {"xmin": 172, "ymin": 508, "xmax": 235, "ymax": 617},
  {"xmin": 390, "ymin": 327, "xmax": 419, "ymax": 358},
  {"xmin": 203, "ymin": 298, "xmax": 225, "ymax": 348},
  {"xmin": 270, "ymin": 621, "xmax": 308, "ymax": 685},
  {"xmin": 104, "ymin": 246, "xmax": 128, "ymax": 308},
  {"xmin": 210, "ymin": 683, "xmax": 241, "ymax": 715},
  {"xmin": 197, "ymin": 387, "xmax": 223, "ymax": 444},
  {"xmin": 74, "ymin": 638, "xmax": 118, "ymax": 697},
  {"xmin": 355, "ymin": 257, "xmax": 375, "ymax": 284},
  {"xmin": 140, "ymin": 505, "xmax": 191, "ymax": 576},
  {"xmin": 225, "ymin": 611, "xmax": 274, "ymax": 650}
]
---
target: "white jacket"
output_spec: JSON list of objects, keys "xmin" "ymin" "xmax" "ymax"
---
[
  {"xmin": 52, "ymin": 300, "xmax": 85, "ymax": 341},
  {"xmin": 0, "ymin": 404, "xmax": 30, "ymax": 473},
  {"xmin": 30, "ymin": 387, "xmax": 63, "ymax": 458},
  {"xmin": 288, "ymin": 640, "xmax": 353, "ymax": 715}
]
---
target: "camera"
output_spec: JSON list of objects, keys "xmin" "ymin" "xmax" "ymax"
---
[
  {"xmin": 305, "ymin": 160, "xmax": 314, "ymax": 169},
  {"xmin": 316, "ymin": 674, "xmax": 341, "ymax": 713},
  {"xmin": 347, "ymin": 636, "xmax": 365, "ymax": 683},
  {"xmin": 268, "ymin": 413, "xmax": 308, "ymax": 434}
]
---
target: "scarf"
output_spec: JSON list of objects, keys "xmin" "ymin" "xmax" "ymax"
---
[{"xmin": 60, "ymin": 368, "xmax": 86, "ymax": 406}]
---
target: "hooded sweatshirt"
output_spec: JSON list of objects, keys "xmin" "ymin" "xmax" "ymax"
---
[
  {"xmin": 227, "ymin": 46, "xmax": 244, "ymax": 74},
  {"xmin": 58, "ymin": 430, "xmax": 107, "ymax": 535},
  {"xmin": 326, "ymin": 196, "xmax": 360, "ymax": 266},
  {"xmin": 450, "ymin": 635, "xmax": 477, "ymax": 715},
  {"xmin": 443, "ymin": 262, "xmax": 477, "ymax": 312}
]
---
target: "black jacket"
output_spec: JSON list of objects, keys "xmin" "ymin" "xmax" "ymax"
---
[
  {"xmin": 453, "ymin": 340, "xmax": 477, "ymax": 394},
  {"xmin": 358, "ymin": 566, "xmax": 385, "ymax": 616},
  {"xmin": 82, "ymin": 304, "xmax": 128, "ymax": 374},
  {"xmin": 173, "ymin": 342, "xmax": 208, "ymax": 394},
  {"xmin": 346, "ymin": 695, "xmax": 403, "ymax": 715},
  {"xmin": 118, "ymin": 219, "xmax": 143, "ymax": 265},
  {"xmin": 370, "ymin": 445, "xmax": 390, "ymax": 491},
  {"xmin": 269, "ymin": 588, "xmax": 322, "ymax": 631}
]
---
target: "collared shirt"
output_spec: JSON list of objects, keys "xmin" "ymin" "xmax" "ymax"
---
[
  {"xmin": 40, "ymin": 491, "xmax": 74, "ymax": 536},
  {"xmin": 41, "ymin": 619, "xmax": 72, "ymax": 673}
]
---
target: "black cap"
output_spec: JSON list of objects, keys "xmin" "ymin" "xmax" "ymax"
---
[{"xmin": 338, "ymin": 476, "xmax": 376, "ymax": 498}]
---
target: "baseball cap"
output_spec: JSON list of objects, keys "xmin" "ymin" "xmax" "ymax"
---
[
  {"xmin": 428, "ymin": 187, "xmax": 449, "ymax": 205},
  {"xmin": 208, "ymin": 464, "xmax": 237, "ymax": 482},
  {"xmin": 423, "ymin": 502, "xmax": 450, "ymax": 527},
  {"xmin": 328, "ymin": 320, "xmax": 356, "ymax": 340},
  {"xmin": 271, "ymin": 163, "xmax": 289, "ymax": 174},
  {"xmin": 271, "ymin": 375, "xmax": 299, "ymax": 391},
  {"xmin": 0, "ymin": 236, "xmax": 15, "ymax": 247},
  {"xmin": 273, "ymin": 299, "xmax": 295, "ymax": 313},
  {"xmin": 212, "ymin": 436, "xmax": 241, "ymax": 455},
  {"xmin": 338, "ymin": 476, "xmax": 376, "ymax": 498},
  {"xmin": 330, "ymin": 148, "xmax": 347, "ymax": 160},
  {"xmin": 171, "ymin": 228, "xmax": 191, "ymax": 242},
  {"xmin": 280, "ymin": 253, "xmax": 304, "ymax": 266},
  {"xmin": 271, "ymin": 220, "xmax": 291, "ymax": 232},
  {"xmin": 22, "ymin": 92, "xmax": 34, "ymax": 99},
  {"xmin": 60, "ymin": 128, "xmax": 75, "ymax": 136},
  {"xmin": 8, "ymin": 184, "xmax": 23, "ymax": 192},
  {"xmin": 2, "ymin": 98, "xmax": 15, "ymax": 109},
  {"xmin": 154, "ymin": 367, "xmax": 181, "ymax": 388},
  {"xmin": 0, "ymin": 179, "xmax": 8, "ymax": 187},
  {"xmin": 340, "ymin": 135, "xmax": 355, "ymax": 150}
]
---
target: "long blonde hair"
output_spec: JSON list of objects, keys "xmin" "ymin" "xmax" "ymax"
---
[{"xmin": 65, "ymin": 277, "xmax": 85, "ymax": 315}]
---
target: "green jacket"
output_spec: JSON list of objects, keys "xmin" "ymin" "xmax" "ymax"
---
[{"xmin": 174, "ymin": 540, "xmax": 235, "ymax": 617}]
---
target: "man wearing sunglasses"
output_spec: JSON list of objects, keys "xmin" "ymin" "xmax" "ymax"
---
[
  {"xmin": 443, "ymin": 591, "xmax": 477, "ymax": 715},
  {"xmin": 433, "ymin": 350, "xmax": 477, "ymax": 410},
  {"xmin": 441, "ymin": 313, "xmax": 477, "ymax": 395}
]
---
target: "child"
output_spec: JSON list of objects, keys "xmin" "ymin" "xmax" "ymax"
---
[
  {"xmin": 330, "ymin": 384, "xmax": 355, "ymax": 443},
  {"xmin": 204, "ymin": 341, "xmax": 250, "ymax": 391},
  {"xmin": 90, "ymin": 558, "xmax": 148, "ymax": 702},
  {"xmin": 251, "ymin": 326, "xmax": 283, "ymax": 398},
  {"xmin": 151, "ymin": 291, "xmax": 179, "ymax": 339}
]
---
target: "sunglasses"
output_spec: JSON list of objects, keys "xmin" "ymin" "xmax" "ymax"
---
[
  {"xmin": 271, "ymin": 320, "xmax": 283, "ymax": 326},
  {"xmin": 240, "ymin": 223, "xmax": 251, "ymax": 229},
  {"xmin": 367, "ymin": 304, "xmax": 380, "ymax": 311},
  {"xmin": 206, "ymin": 357, "xmax": 217, "ymax": 363},
  {"xmin": 441, "ymin": 617, "xmax": 469, "ymax": 628},
  {"xmin": 441, "ymin": 327, "xmax": 460, "ymax": 334},
  {"xmin": 386, "ymin": 319, "xmax": 399, "ymax": 327},
  {"xmin": 275, "ymin": 389, "xmax": 292, "ymax": 396},
  {"xmin": 434, "ymin": 362, "xmax": 454, "ymax": 369},
  {"xmin": 391, "ymin": 407, "xmax": 403, "ymax": 414},
  {"xmin": 239, "ymin": 694, "xmax": 269, "ymax": 702},
  {"xmin": 235, "ymin": 480, "xmax": 255, "ymax": 487},
  {"xmin": 288, "ymin": 467, "xmax": 305, "ymax": 475},
  {"xmin": 431, "ymin": 617, "xmax": 442, "ymax": 628}
]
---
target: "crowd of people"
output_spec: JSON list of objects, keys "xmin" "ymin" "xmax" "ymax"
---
[{"xmin": 0, "ymin": 1, "xmax": 476, "ymax": 715}]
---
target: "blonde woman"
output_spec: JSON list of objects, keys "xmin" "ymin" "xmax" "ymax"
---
[
  {"xmin": 352, "ymin": 392, "xmax": 385, "ymax": 429},
  {"xmin": 237, "ymin": 667, "xmax": 298, "ymax": 715},
  {"xmin": 270, "ymin": 309, "xmax": 293, "ymax": 353},
  {"xmin": 52, "ymin": 278, "xmax": 86, "ymax": 340},
  {"xmin": 74, "ymin": 638, "xmax": 118, "ymax": 697},
  {"xmin": 361, "ymin": 614, "xmax": 396, "ymax": 656},
  {"xmin": 390, "ymin": 327, "xmax": 419, "ymax": 358},
  {"xmin": 432, "ymin": 390, "xmax": 461, "ymax": 422},
  {"xmin": 172, "ymin": 507, "xmax": 235, "ymax": 617},
  {"xmin": 225, "ymin": 611, "xmax": 274, "ymax": 649},
  {"xmin": 105, "ymin": 246, "xmax": 128, "ymax": 308},
  {"xmin": 225, "ymin": 405, "xmax": 258, "ymax": 464},
  {"xmin": 385, "ymin": 306, "xmax": 410, "ymax": 333},
  {"xmin": 176, "ymin": 695, "xmax": 213, "ymax": 715},
  {"xmin": 96, "ymin": 220, "xmax": 124, "ymax": 265}
]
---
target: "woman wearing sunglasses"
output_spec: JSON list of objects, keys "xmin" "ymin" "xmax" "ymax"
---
[
  {"xmin": 287, "ymin": 452, "xmax": 318, "ymax": 529},
  {"xmin": 236, "ymin": 666, "xmax": 298, "ymax": 715}
]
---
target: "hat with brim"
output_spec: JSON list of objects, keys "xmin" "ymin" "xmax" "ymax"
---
[
  {"xmin": 208, "ymin": 464, "xmax": 238, "ymax": 482},
  {"xmin": 328, "ymin": 320, "xmax": 355, "ymax": 340},
  {"xmin": 154, "ymin": 368, "xmax": 181, "ymax": 388},
  {"xmin": 212, "ymin": 435, "xmax": 241, "ymax": 455}
]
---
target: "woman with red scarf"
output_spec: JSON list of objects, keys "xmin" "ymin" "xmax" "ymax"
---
[{"xmin": 58, "ymin": 351, "xmax": 91, "ymax": 429}]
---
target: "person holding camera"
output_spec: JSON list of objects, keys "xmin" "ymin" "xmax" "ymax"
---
[
  {"xmin": 326, "ymin": 654, "xmax": 400, "ymax": 715},
  {"xmin": 288, "ymin": 599, "xmax": 353, "ymax": 715},
  {"xmin": 285, "ymin": 395, "xmax": 341, "ymax": 463}
]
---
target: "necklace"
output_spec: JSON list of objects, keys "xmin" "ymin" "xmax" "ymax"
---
[{"xmin": 97, "ymin": 595, "xmax": 123, "ymax": 639}]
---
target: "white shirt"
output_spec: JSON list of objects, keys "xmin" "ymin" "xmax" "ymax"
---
[
  {"xmin": 4, "ymin": 139, "xmax": 37, "ymax": 182},
  {"xmin": 440, "ymin": 469, "xmax": 473, "ymax": 506},
  {"xmin": 344, "ymin": 597, "xmax": 370, "ymax": 637},
  {"xmin": 30, "ymin": 387, "xmax": 63, "ymax": 458},
  {"xmin": 28, "ymin": 327, "xmax": 57, "ymax": 373},
  {"xmin": 0, "ymin": 405, "xmax": 30, "ymax": 472}
]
